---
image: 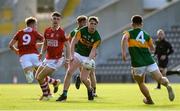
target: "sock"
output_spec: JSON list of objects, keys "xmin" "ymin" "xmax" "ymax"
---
[
  {"xmin": 47, "ymin": 87, "xmax": 51, "ymax": 95},
  {"xmin": 63, "ymin": 90, "xmax": 68, "ymax": 96},
  {"xmin": 45, "ymin": 76, "xmax": 58, "ymax": 85},
  {"xmin": 157, "ymin": 83, "xmax": 161, "ymax": 88},
  {"xmin": 93, "ymin": 87, "xmax": 96, "ymax": 93},
  {"xmin": 40, "ymin": 81, "xmax": 49, "ymax": 96}
]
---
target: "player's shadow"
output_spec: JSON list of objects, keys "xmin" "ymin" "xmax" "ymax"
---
[{"xmin": 140, "ymin": 103, "xmax": 179, "ymax": 108}]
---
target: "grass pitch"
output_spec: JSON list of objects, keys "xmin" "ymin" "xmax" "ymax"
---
[{"xmin": 0, "ymin": 83, "xmax": 179, "ymax": 111}]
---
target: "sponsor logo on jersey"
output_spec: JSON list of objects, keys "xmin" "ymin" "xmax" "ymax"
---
[{"xmin": 47, "ymin": 39, "xmax": 58, "ymax": 47}]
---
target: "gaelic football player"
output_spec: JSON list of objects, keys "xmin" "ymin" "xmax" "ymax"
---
[
  {"xmin": 9, "ymin": 16, "xmax": 61, "ymax": 96},
  {"xmin": 35, "ymin": 12, "xmax": 70, "ymax": 101},
  {"xmin": 121, "ymin": 15, "xmax": 175, "ymax": 104},
  {"xmin": 69, "ymin": 15, "xmax": 98, "ymax": 97},
  {"xmin": 56, "ymin": 16, "xmax": 101, "ymax": 101}
]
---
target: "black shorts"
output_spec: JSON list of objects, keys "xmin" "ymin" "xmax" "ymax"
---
[{"xmin": 158, "ymin": 59, "xmax": 168, "ymax": 68}]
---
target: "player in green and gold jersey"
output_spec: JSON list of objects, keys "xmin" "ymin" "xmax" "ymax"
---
[
  {"xmin": 69, "ymin": 15, "xmax": 98, "ymax": 97},
  {"xmin": 121, "ymin": 15, "xmax": 175, "ymax": 104},
  {"xmin": 57, "ymin": 16, "xmax": 101, "ymax": 101},
  {"xmin": 69, "ymin": 15, "xmax": 98, "ymax": 96}
]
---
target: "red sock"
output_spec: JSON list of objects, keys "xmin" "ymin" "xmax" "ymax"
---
[
  {"xmin": 45, "ymin": 76, "xmax": 58, "ymax": 85},
  {"xmin": 40, "ymin": 81, "xmax": 50, "ymax": 96}
]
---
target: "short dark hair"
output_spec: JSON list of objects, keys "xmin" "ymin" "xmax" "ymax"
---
[
  {"xmin": 25, "ymin": 17, "xmax": 37, "ymax": 26},
  {"xmin": 76, "ymin": 15, "xmax": 87, "ymax": 23},
  {"xmin": 131, "ymin": 15, "xmax": 143, "ymax": 24},
  {"xmin": 88, "ymin": 16, "xmax": 99, "ymax": 24},
  {"xmin": 51, "ymin": 11, "xmax": 61, "ymax": 17}
]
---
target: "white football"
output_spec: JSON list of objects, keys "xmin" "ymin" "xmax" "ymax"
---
[{"xmin": 82, "ymin": 59, "xmax": 95, "ymax": 70}]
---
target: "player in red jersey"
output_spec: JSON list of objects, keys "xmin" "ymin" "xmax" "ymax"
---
[
  {"xmin": 35, "ymin": 12, "xmax": 70, "ymax": 101},
  {"xmin": 9, "ymin": 17, "xmax": 61, "ymax": 92},
  {"xmin": 9, "ymin": 17, "xmax": 44, "ymax": 83}
]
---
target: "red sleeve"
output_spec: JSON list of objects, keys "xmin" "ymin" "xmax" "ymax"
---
[
  {"xmin": 13, "ymin": 31, "xmax": 20, "ymax": 40},
  {"xmin": 61, "ymin": 30, "xmax": 68, "ymax": 42},
  {"xmin": 35, "ymin": 31, "xmax": 44, "ymax": 42}
]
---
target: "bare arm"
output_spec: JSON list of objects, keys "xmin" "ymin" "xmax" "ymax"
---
[
  {"xmin": 89, "ymin": 40, "xmax": 100, "ymax": 59},
  {"xmin": 36, "ymin": 42, "xmax": 43, "ymax": 48},
  {"xmin": 70, "ymin": 31, "xmax": 80, "ymax": 60},
  {"xmin": 121, "ymin": 33, "xmax": 129, "ymax": 62},
  {"xmin": 64, "ymin": 41, "xmax": 71, "ymax": 63},
  {"xmin": 8, "ymin": 39, "xmax": 19, "ymax": 55},
  {"xmin": 89, "ymin": 48, "xmax": 96, "ymax": 59},
  {"xmin": 67, "ymin": 34, "xmax": 72, "ymax": 42},
  {"xmin": 148, "ymin": 38, "xmax": 155, "ymax": 53},
  {"xmin": 39, "ymin": 39, "xmax": 47, "ymax": 58}
]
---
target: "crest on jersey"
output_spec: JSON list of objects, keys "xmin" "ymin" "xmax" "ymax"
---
[
  {"xmin": 51, "ymin": 33, "xmax": 54, "ymax": 38},
  {"xmin": 56, "ymin": 34, "xmax": 59, "ymax": 37},
  {"xmin": 91, "ymin": 39, "xmax": 94, "ymax": 42}
]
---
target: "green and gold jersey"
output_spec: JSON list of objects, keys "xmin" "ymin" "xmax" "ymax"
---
[
  {"xmin": 124, "ymin": 28, "xmax": 155, "ymax": 67},
  {"xmin": 75, "ymin": 26, "xmax": 101, "ymax": 57},
  {"xmin": 70, "ymin": 28, "xmax": 79, "ymax": 38}
]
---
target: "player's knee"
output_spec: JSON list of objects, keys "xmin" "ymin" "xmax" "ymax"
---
[
  {"xmin": 24, "ymin": 71, "xmax": 34, "ymax": 83},
  {"xmin": 160, "ymin": 77, "xmax": 169, "ymax": 86},
  {"xmin": 35, "ymin": 74, "xmax": 41, "ymax": 82},
  {"xmin": 66, "ymin": 70, "xmax": 73, "ymax": 77},
  {"xmin": 80, "ymin": 75, "xmax": 87, "ymax": 82},
  {"xmin": 35, "ymin": 72, "xmax": 43, "ymax": 82},
  {"xmin": 133, "ymin": 75, "xmax": 144, "ymax": 84}
]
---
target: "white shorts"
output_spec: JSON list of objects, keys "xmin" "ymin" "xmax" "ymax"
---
[
  {"xmin": 74, "ymin": 52, "xmax": 90, "ymax": 64},
  {"xmin": 131, "ymin": 63, "xmax": 159, "ymax": 76},
  {"xmin": 20, "ymin": 53, "xmax": 41, "ymax": 69},
  {"xmin": 41, "ymin": 57, "xmax": 65, "ymax": 70}
]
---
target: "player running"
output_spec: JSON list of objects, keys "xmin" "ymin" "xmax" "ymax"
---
[
  {"xmin": 121, "ymin": 15, "xmax": 175, "ymax": 104},
  {"xmin": 9, "ymin": 17, "xmax": 44, "ymax": 83},
  {"xmin": 56, "ymin": 16, "xmax": 101, "ymax": 101},
  {"xmin": 69, "ymin": 15, "xmax": 98, "ymax": 97},
  {"xmin": 35, "ymin": 12, "xmax": 70, "ymax": 101},
  {"xmin": 9, "ymin": 16, "xmax": 61, "ymax": 95}
]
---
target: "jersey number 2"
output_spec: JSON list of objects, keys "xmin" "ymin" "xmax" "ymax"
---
[
  {"xmin": 136, "ymin": 31, "xmax": 145, "ymax": 44},
  {"xmin": 22, "ymin": 34, "xmax": 31, "ymax": 45}
]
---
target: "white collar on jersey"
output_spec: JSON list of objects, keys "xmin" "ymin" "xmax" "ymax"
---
[{"xmin": 23, "ymin": 27, "xmax": 33, "ymax": 32}]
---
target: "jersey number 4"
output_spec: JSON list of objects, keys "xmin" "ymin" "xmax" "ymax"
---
[
  {"xmin": 136, "ymin": 31, "xmax": 145, "ymax": 44},
  {"xmin": 22, "ymin": 34, "xmax": 31, "ymax": 45}
]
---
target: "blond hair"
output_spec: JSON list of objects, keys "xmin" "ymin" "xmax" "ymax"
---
[{"xmin": 25, "ymin": 16, "xmax": 37, "ymax": 26}]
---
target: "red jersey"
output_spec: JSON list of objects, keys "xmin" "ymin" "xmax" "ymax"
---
[
  {"xmin": 13, "ymin": 27, "xmax": 44, "ymax": 56},
  {"xmin": 44, "ymin": 27, "xmax": 67, "ymax": 59}
]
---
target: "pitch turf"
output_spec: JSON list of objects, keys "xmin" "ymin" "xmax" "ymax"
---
[{"xmin": 0, "ymin": 83, "xmax": 179, "ymax": 111}]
